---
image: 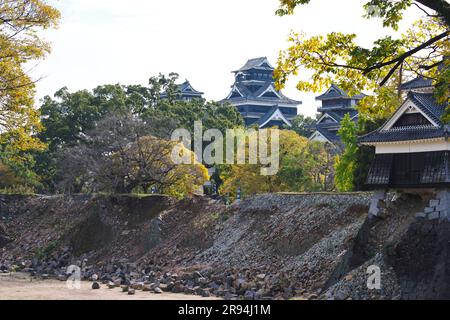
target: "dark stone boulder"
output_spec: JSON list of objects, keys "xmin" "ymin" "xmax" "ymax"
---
[
  {"xmin": 92, "ymin": 282, "xmax": 100, "ymax": 290},
  {"xmin": 0, "ymin": 223, "xmax": 11, "ymax": 248}
]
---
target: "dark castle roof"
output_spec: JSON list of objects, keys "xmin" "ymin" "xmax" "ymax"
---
[
  {"xmin": 222, "ymin": 57, "xmax": 301, "ymax": 106},
  {"xmin": 233, "ymin": 57, "xmax": 274, "ymax": 73},
  {"xmin": 409, "ymin": 91, "xmax": 446, "ymax": 123},
  {"xmin": 178, "ymin": 80, "xmax": 204, "ymax": 95},
  {"xmin": 360, "ymin": 126, "xmax": 449, "ymax": 143},
  {"xmin": 161, "ymin": 79, "xmax": 204, "ymax": 100},
  {"xmin": 310, "ymin": 84, "xmax": 361, "ymax": 145},
  {"xmin": 325, "ymin": 109, "xmax": 358, "ymax": 122},
  {"xmin": 399, "ymin": 59, "xmax": 448, "ymax": 91},
  {"xmin": 222, "ymin": 57, "xmax": 301, "ymax": 128},
  {"xmin": 313, "ymin": 110, "xmax": 357, "ymax": 145},
  {"xmin": 225, "ymin": 81, "xmax": 301, "ymax": 105},
  {"xmin": 315, "ymin": 127, "xmax": 341, "ymax": 143},
  {"xmin": 316, "ymin": 84, "xmax": 366, "ymax": 101},
  {"xmin": 359, "ymin": 91, "xmax": 448, "ymax": 144},
  {"xmin": 399, "ymin": 77, "xmax": 433, "ymax": 91},
  {"xmin": 255, "ymin": 106, "xmax": 292, "ymax": 127}
]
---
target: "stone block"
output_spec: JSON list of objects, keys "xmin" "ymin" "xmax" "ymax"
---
[
  {"xmin": 368, "ymin": 190, "xmax": 386, "ymax": 218},
  {"xmin": 435, "ymin": 204, "xmax": 449, "ymax": 213},
  {"xmin": 428, "ymin": 211, "xmax": 440, "ymax": 220},
  {"xmin": 424, "ymin": 207, "xmax": 435, "ymax": 214},
  {"xmin": 438, "ymin": 211, "xmax": 448, "ymax": 219},
  {"xmin": 437, "ymin": 189, "xmax": 450, "ymax": 203},
  {"xmin": 415, "ymin": 212, "xmax": 426, "ymax": 219},
  {"xmin": 429, "ymin": 200, "xmax": 440, "ymax": 208}
]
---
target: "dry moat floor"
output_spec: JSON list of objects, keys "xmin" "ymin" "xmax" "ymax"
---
[{"xmin": 0, "ymin": 273, "xmax": 219, "ymax": 300}]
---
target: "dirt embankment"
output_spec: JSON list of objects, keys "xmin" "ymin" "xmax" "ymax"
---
[{"xmin": 0, "ymin": 192, "xmax": 449, "ymax": 300}]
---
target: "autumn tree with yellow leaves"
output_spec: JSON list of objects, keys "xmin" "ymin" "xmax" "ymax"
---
[
  {"xmin": 219, "ymin": 129, "xmax": 334, "ymax": 200},
  {"xmin": 0, "ymin": 0, "xmax": 60, "ymax": 189},
  {"xmin": 56, "ymin": 113, "xmax": 209, "ymax": 198},
  {"xmin": 275, "ymin": 0, "xmax": 449, "ymax": 109},
  {"xmin": 275, "ymin": 0, "xmax": 449, "ymax": 191}
]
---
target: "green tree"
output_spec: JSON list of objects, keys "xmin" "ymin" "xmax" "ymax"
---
[
  {"xmin": 57, "ymin": 113, "xmax": 209, "ymax": 197},
  {"xmin": 37, "ymin": 74, "xmax": 244, "ymax": 191},
  {"xmin": 275, "ymin": 1, "xmax": 449, "ymax": 114},
  {"xmin": 284, "ymin": 114, "xmax": 316, "ymax": 138},
  {"xmin": 334, "ymin": 114, "xmax": 358, "ymax": 192},
  {"xmin": 0, "ymin": 0, "xmax": 60, "ymax": 190},
  {"xmin": 220, "ymin": 130, "xmax": 334, "ymax": 199},
  {"xmin": 277, "ymin": 1, "xmax": 450, "ymax": 27}
]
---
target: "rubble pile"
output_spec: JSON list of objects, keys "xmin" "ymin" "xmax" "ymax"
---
[{"xmin": 1, "ymin": 192, "xmax": 448, "ymax": 300}]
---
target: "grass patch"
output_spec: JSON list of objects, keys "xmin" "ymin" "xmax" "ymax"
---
[{"xmin": 35, "ymin": 240, "xmax": 62, "ymax": 260}]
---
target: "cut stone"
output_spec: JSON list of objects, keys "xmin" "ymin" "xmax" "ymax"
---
[
  {"xmin": 428, "ymin": 212, "xmax": 440, "ymax": 220},
  {"xmin": 368, "ymin": 190, "xmax": 386, "ymax": 218},
  {"xmin": 424, "ymin": 207, "xmax": 435, "ymax": 214},
  {"xmin": 429, "ymin": 200, "xmax": 440, "ymax": 207}
]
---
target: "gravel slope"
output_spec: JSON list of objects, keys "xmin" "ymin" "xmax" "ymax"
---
[{"xmin": 2, "ymin": 192, "xmax": 449, "ymax": 300}]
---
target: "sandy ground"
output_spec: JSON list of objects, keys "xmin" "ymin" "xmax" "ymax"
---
[{"xmin": 0, "ymin": 273, "xmax": 219, "ymax": 300}]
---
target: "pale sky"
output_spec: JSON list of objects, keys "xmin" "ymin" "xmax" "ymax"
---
[{"xmin": 33, "ymin": 0, "xmax": 423, "ymax": 117}]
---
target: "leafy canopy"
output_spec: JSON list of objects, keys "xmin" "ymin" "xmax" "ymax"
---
[
  {"xmin": 56, "ymin": 113, "xmax": 209, "ymax": 198},
  {"xmin": 0, "ymin": 0, "xmax": 60, "ymax": 189},
  {"xmin": 275, "ymin": 0, "xmax": 449, "ymax": 120},
  {"xmin": 334, "ymin": 114, "xmax": 359, "ymax": 192},
  {"xmin": 219, "ymin": 129, "xmax": 334, "ymax": 199},
  {"xmin": 37, "ymin": 74, "xmax": 243, "ymax": 192}
]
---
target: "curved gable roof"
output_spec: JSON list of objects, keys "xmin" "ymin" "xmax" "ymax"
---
[
  {"xmin": 316, "ymin": 84, "xmax": 365, "ymax": 101},
  {"xmin": 399, "ymin": 77, "xmax": 433, "ymax": 91},
  {"xmin": 233, "ymin": 57, "xmax": 275, "ymax": 73},
  {"xmin": 179, "ymin": 80, "xmax": 204, "ymax": 95},
  {"xmin": 359, "ymin": 91, "xmax": 448, "ymax": 144}
]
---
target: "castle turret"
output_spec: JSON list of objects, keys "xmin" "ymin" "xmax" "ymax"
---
[
  {"xmin": 161, "ymin": 79, "xmax": 204, "ymax": 102},
  {"xmin": 221, "ymin": 57, "xmax": 301, "ymax": 128},
  {"xmin": 309, "ymin": 84, "xmax": 364, "ymax": 146}
]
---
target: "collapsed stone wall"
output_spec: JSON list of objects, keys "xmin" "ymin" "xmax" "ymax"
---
[{"xmin": 1, "ymin": 192, "xmax": 450, "ymax": 300}]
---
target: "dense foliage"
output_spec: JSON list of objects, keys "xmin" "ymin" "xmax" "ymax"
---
[
  {"xmin": 219, "ymin": 130, "xmax": 334, "ymax": 200},
  {"xmin": 276, "ymin": 0, "xmax": 449, "ymax": 191},
  {"xmin": 0, "ymin": 0, "xmax": 60, "ymax": 190},
  {"xmin": 284, "ymin": 114, "xmax": 316, "ymax": 138},
  {"xmin": 275, "ymin": 1, "xmax": 449, "ymax": 107},
  {"xmin": 334, "ymin": 115, "xmax": 359, "ymax": 192},
  {"xmin": 56, "ymin": 113, "xmax": 209, "ymax": 198},
  {"xmin": 35, "ymin": 74, "xmax": 243, "ymax": 192}
]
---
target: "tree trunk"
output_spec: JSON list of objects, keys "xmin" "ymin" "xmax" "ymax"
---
[{"xmin": 417, "ymin": 0, "xmax": 450, "ymax": 27}]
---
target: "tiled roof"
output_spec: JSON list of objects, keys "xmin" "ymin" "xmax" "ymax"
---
[
  {"xmin": 178, "ymin": 80, "xmax": 204, "ymax": 95},
  {"xmin": 161, "ymin": 79, "xmax": 203, "ymax": 99},
  {"xmin": 223, "ymin": 82, "xmax": 301, "ymax": 105},
  {"xmin": 315, "ymin": 127, "xmax": 341, "ymax": 143},
  {"xmin": 255, "ymin": 106, "xmax": 291, "ymax": 127},
  {"xmin": 409, "ymin": 91, "xmax": 446, "ymax": 125},
  {"xmin": 399, "ymin": 77, "xmax": 433, "ymax": 91},
  {"xmin": 316, "ymin": 122, "xmax": 341, "ymax": 130},
  {"xmin": 233, "ymin": 57, "xmax": 274, "ymax": 73},
  {"xmin": 316, "ymin": 84, "xmax": 365, "ymax": 101},
  {"xmin": 360, "ymin": 126, "xmax": 448, "ymax": 143},
  {"xmin": 326, "ymin": 109, "xmax": 358, "ymax": 122},
  {"xmin": 359, "ymin": 92, "xmax": 448, "ymax": 144}
]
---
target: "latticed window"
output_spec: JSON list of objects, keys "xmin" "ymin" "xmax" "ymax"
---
[
  {"xmin": 392, "ymin": 113, "xmax": 432, "ymax": 127},
  {"xmin": 367, "ymin": 151, "xmax": 450, "ymax": 187},
  {"xmin": 392, "ymin": 153, "xmax": 424, "ymax": 185},
  {"xmin": 421, "ymin": 151, "xmax": 448, "ymax": 183},
  {"xmin": 366, "ymin": 154, "xmax": 393, "ymax": 185}
]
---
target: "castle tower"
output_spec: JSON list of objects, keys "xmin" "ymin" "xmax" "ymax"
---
[
  {"xmin": 221, "ymin": 57, "xmax": 301, "ymax": 128},
  {"xmin": 309, "ymin": 84, "xmax": 365, "ymax": 146}
]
